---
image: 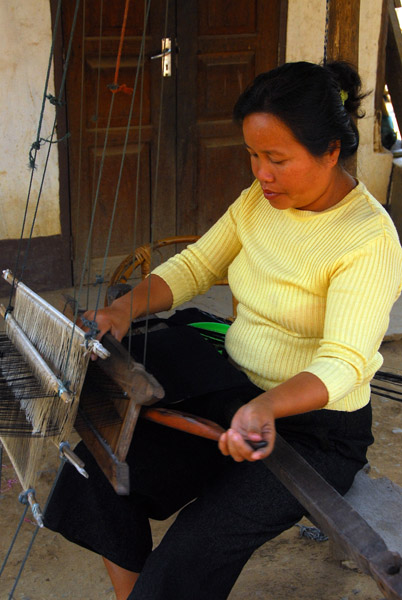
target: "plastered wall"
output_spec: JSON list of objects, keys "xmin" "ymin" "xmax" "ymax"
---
[
  {"xmin": 287, "ymin": 0, "xmax": 393, "ymax": 205},
  {"xmin": 0, "ymin": 1, "xmax": 61, "ymax": 240}
]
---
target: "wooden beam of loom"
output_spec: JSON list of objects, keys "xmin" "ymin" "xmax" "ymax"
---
[
  {"xmin": 0, "ymin": 303, "xmax": 73, "ymax": 404},
  {"xmin": 2, "ymin": 269, "xmax": 109, "ymax": 361},
  {"xmin": 0, "ymin": 270, "xmax": 168, "ymax": 495},
  {"xmin": 75, "ymin": 334, "xmax": 164, "ymax": 495},
  {"xmin": 59, "ymin": 295, "xmax": 166, "ymax": 495}
]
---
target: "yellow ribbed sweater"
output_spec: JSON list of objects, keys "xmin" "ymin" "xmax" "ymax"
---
[{"xmin": 153, "ymin": 180, "xmax": 402, "ymax": 411}]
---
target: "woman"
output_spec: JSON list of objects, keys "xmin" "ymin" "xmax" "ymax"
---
[{"xmin": 44, "ymin": 61, "xmax": 402, "ymax": 600}]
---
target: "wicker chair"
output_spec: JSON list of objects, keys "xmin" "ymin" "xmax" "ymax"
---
[{"xmin": 105, "ymin": 235, "xmax": 237, "ymax": 318}]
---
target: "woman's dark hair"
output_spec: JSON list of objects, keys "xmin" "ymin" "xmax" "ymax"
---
[{"xmin": 233, "ymin": 61, "xmax": 368, "ymax": 160}]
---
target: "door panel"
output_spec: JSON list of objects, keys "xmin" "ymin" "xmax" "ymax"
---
[
  {"xmin": 90, "ymin": 143, "xmax": 151, "ymax": 259},
  {"xmin": 176, "ymin": 0, "xmax": 281, "ymax": 235},
  {"xmin": 62, "ymin": 0, "xmax": 176, "ymax": 282},
  {"xmin": 61, "ymin": 0, "xmax": 281, "ymax": 281}
]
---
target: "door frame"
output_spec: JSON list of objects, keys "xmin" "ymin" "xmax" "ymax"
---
[{"xmin": 50, "ymin": 0, "xmax": 74, "ymax": 286}]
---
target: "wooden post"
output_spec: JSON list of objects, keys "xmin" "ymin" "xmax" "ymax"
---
[
  {"xmin": 386, "ymin": 0, "xmax": 402, "ymax": 136},
  {"xmin": 326, "ymin": 0, "xmax": 360, "ymax": 64},
  {"xmin": 326, "ymin": 0, "xmax": 361, "ymax": 176},
  {"xmin": 375, "ymin": 0, "xmax": 390, "ymax": 153}
]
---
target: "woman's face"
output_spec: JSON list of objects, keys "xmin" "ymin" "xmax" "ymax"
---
[{"xmin": 242, "ymin": 113, "xmax": 341, "ymax": 212}]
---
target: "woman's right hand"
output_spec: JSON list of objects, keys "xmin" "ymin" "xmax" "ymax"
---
[
  {"xmin": 81, "ymin": 299, "xmax": 132, "ymax": 344},
  {"xmin": 79, "ymin": 274, "xmax": 174, "ymax": 348}
]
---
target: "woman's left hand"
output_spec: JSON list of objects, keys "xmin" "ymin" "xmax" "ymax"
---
[
  {"xmin": 218, "ymin": 394, "xmax": 276, "ymax": 462},
  {"xmin": 218, "ymin": 372, "xmax": 329, "ymax": 462}
]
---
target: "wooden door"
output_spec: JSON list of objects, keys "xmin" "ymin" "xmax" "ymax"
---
[
  {"xmin": 61, "ymin": 0, "xmax": 282, "ymax": 282},
  {"xmin": 61, "ymin": 0, "xmax": 177, "ymax": 282},
  {"xmin": 176, "ymin": 0, "xmax": 282, "ymax": 234}
]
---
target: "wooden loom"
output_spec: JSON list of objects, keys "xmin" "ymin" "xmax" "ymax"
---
[
  {"xmin": 0, "ymin": 269, "xmax": 225, "ymax": 497},
  {"xmin": 0, "ymin": 0, "xmax": 232, "ymax": 502},
  {"xmin": 2, "ymin": 2, "xmax": 402, "ymax": 598},
  {"xmin": 0, "ymin": 269, "xmax": 167, "ymax": 497}
]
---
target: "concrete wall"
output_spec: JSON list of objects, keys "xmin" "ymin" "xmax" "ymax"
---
[
  {"xmin": 0, "ymin": 1, "xmax": 61, "ymax": 240},
  {"xmin": 287, "ymin": 0, "xmax": 393, "ymax": 205}
]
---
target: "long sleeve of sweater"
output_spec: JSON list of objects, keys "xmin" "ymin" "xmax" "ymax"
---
[{"xmin": 153, "ymin": 180, "xmax": 402, "ymax": 411}]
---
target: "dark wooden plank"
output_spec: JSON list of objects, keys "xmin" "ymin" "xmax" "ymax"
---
[
  {"xmin": 264, "ymin": 435, "xmax": 402, "ymax": 600},
  {"xmin": 75, "ymin": 404, "xmax": 130, "ymax": 496},
  {"xmin": 0, "ymin": 236, "xmax": 71, "ymax": 295},
  {"xmin": 75, "ymin": 332, "xmax": 164, "ymax": 494},
  {"xmin": 98, "ymin": 333, "xmax": 164, "ymax": 405},
  {"xmin": 326, "ymin": 0, "xmax": 360, "ymax": 177},
  {"xmin": 327, "ymin": 0, "xmax": 360, "ymax": 64},
  {"xmin": 386, "ymin": 0, "xmax": 402, "ymax": 136}
]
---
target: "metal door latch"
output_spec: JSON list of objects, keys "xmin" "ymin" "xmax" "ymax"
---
[{"xmin": 151, "ymin": 38, "xmax": 172, "ymax": 77}]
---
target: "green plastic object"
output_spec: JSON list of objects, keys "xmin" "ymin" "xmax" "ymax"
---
[
  {"xmin": 188, "ymin": 321, "xmax": 230, "ymax": 354},
  {"xmin": 188, "ymin": 322, "xmax": 230, "ymax": 334}
]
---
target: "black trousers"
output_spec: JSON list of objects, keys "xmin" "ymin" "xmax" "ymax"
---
[{"xmin": 44, "ymin": 316, "xmax": 374, "ymax": 600}]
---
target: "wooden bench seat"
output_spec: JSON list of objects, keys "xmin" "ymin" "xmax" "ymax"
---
[
  {"xmin": 343, "ymin": 470, "xmax": 402, "ymax": 561},
  {"xmin": 264, "ymin": 435, "xmax": 402, "ymax": 600}
]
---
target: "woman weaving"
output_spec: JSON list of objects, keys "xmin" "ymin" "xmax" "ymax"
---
[{"xmin": 44, "ymin": 61, "xmax": 402, "ymax": 599}]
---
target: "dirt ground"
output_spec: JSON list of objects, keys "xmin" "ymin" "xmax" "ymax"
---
[{"xmin": 0, "ymin": 340, "xmax": 401, "ymax": 600}]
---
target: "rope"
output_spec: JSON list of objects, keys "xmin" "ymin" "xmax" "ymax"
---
[
  {"xmin": 85, "ymin": 0, "xmax": 105, "ymax": 309},
  {"xmin": 110, "ymin": 0, "xmax": 133, "ymax": 94},
  {"xmin": 2, "ymin": 458, "xmax": 65, "ymax": 598},
  {"xmin": 29, "ymin": 132, "xmax": 71, "ymax": 170},
  {"xmin": 143, "ymin": 0, "xmax": 170, "ymax": 366},
  {"xmin": 0, "ymin": 504, "xmax": 29, "ymax": 580},
  {"xmin": 73, "ymin": 0, "xmax": 87, "ymax": 301},
  {"xmin": 89, "ymin": 1, "xmax": 152, "ymax": 329},
  {"xmin": 127, "ymin": 0, "xmax": 148, "ymax": 362},
  {"xmin": 323, "ymin": 0, "xmax": 330, "ymax": 65},
  {"xmin": 62, "ymin": 0, "xmax": 147, "ymax": 373},
  {"xmin": 6, "ymin": 525, "xmax": 40, "ymax": 599}
]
